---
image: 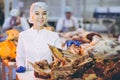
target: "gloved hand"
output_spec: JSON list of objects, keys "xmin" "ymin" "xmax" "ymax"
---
[
  {"xmin": 66, "ymin": 40, "xmax": 74, "ymax": 47},
  {"xmin": 72, "ymin": 40, "xmax": 81, "ymax": 47},
  {"xmin": 16, "ymin": 66, "xmax": 26, "ymax": 73},
  {"xmin": 66, "ymin": 40, "xmax": 81, "ymax": 47}
]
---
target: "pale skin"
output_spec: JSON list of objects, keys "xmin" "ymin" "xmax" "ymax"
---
[{"xmin": 32, "ymin": 8, "xmax": 47, "ymax": 30}]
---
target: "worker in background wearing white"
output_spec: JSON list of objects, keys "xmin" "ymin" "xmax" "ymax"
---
[
  {"xmin": 2, "ymin": 9, "xmax": 30, "ymax": 32},
  {"xmin": 56, "ymin": 6, "xmax": 79, "ymax": 32}
]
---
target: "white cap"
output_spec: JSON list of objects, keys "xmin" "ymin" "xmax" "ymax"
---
[
  {"xmin": 65, "ymin": 6, "xmax": 72, "ymax": 13},
  {"xmin": 29, "ymin": 2, "xmax": 48, "ymax": 23},
  {"xmin": 10, "ymin": 9, "xmax": 20, "ymax": 17}
]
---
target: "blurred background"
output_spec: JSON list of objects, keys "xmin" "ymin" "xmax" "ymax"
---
[{"xmin": 0, "ymin": 0, "xmax": 120, "ymax": 34}]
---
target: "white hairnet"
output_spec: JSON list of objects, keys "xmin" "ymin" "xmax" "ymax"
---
[
  {"xmin": 10, "ymin": 9, "xmax": 20, "ymax": 17},
  {"xmin": 29, "ymin": 2, "xmax": 48, "ymax": 23},
  {"xmin": 65, "ymin": 6, "xmax": 72, "ymax": 13}
]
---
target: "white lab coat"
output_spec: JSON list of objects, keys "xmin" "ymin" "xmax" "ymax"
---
[
  {"xmin": 2, "ymin": 17, "xmax": 30, "ymax": 31},
  {"xmin": 56, "ymin": 16, "xmax": 79, "ymax": 31},
  {"xmin": 16, "ymin": 28, "xmax": 61, "ymax": 70}
]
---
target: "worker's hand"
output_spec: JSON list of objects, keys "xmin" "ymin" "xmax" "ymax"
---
[
  {"xmin": 66, "ymin": 40, "xmax": 81, "ymax": 47},
  {"xmin": 72, "ymin": 40, "xmax": 81, "ymax": 47},
  {"xmin": 66, "ymin": 40, "xmax": 74, "ymax": 47},
  {"xmin": 16, "ymin": 66, "xmax": 26, "ymax": 73}
]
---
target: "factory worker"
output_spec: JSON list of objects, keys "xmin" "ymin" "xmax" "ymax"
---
[
  {"xmin": 56, "ymin": 6, "xmax": 79, "ymax": 32},
  {"xmin": 2, "ymin": 9, "xmax": 30, "ymax": 32},
  {"xmin": 16, "ymin": 2, "xmax": 62, "ymax": 73}
]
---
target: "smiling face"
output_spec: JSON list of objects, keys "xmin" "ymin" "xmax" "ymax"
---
[{"xmin": 32, "ymin": 8, "xmax": 47, "ymax": 27}]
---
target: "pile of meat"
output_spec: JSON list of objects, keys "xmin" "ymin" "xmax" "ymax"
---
[
  {"xmin": 0, "ymin": 29, "xmax": 19, "ymax": 61},
  {"xmin": 30, "ymin": 29, "xmax": 120, "ymax": 80},
  {"xmin": 30, "ymin": 46, "xmax": 120, "ymax": 80}
]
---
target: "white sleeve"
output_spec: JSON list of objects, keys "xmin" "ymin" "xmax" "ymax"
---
[
  {"xmin": 74, "ymin": 18, "xmax": 79, "ymax": 29},
  {"xmin": 16, "ymin": 33, "xmax": 26, "ymax": 67},
  {"xmin": 2, "ymin": 18, "xmax": 10, "ymax": 30},
  {"xmin": 50, "ymin": 32, "xmax": 67, "ymax": 50},
  {"xmin": 21, "ymin": 18, "xmax": 30, "ymax": 31},
  {"xmin": 56, "ymin": 19, "xmax": 63, "ymax": 32}
]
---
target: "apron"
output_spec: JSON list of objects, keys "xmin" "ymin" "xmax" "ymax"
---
[{"xmin": 61, "ymin": 19, "xmax": 75, "ymax": 32}]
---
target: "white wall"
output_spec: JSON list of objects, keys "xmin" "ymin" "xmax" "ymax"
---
[
  {"xmin": 19, "ymin": 0, "xmax": 120, "ymax": 21},
  {"xmin": 84, "ymin": 0, "xmax": 120, "ymax": 18}
]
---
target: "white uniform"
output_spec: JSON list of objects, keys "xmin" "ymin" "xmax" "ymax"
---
[
  {"xmin": 2, "ymin": 17, "xmax": 30, "ymax": 31},
  {"xmin": 56, "ymin": 16, "xmax": 79, "ymax": 32},
  {"xmin": 16, "ymin": 28, "xmax": 61, "ymax": 70}
]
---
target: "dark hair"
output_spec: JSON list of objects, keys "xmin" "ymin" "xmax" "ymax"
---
[{"xmin": 86, "ymin": 33, "xmax": 101, "ymax": 41}]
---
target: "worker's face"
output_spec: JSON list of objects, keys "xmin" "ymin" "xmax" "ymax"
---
[
  {"xmin": 32, "ymin": 8, "xmax": 47, "ymax": 26},
  {"xmin": 65, "ymin": 12, "xmax": 72, "ymax": 19}
]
